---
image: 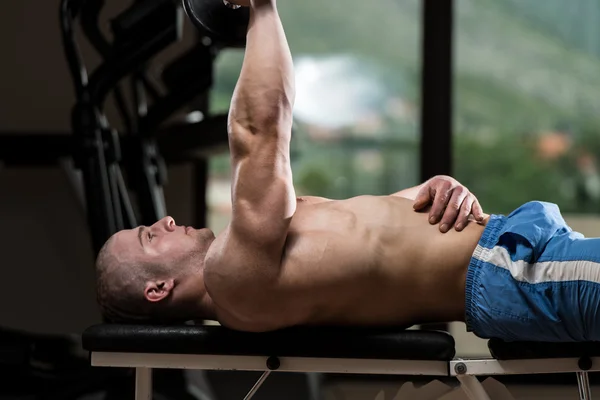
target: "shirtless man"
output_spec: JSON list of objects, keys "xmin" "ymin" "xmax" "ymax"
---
[{"xmin": 96, "ymin": 0, "xmax": 600, "ymax": 343}]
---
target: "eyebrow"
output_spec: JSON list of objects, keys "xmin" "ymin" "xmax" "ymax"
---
[{"xmin": 138, "ymin": 226, "xmax": 145, "ymax": 248}]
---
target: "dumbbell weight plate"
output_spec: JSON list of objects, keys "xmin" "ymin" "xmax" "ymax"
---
[{"xmin": 182, "ymin": 0, "xmax": 249, "ymax": 48}]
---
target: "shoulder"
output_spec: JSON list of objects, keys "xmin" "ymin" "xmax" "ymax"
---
[
  {"xmin": 214, "ymin": 305, "xmax": 290, "ymax": 332},
  {"xmin": 207, "ymin": 281, "xmax": 298, "ymax": 332},
  {"xmin": 203, "ymin": 227, "xmax": 292, "ymax": 325}
]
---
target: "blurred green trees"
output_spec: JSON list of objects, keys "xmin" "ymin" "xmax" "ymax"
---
[{"xmin": 208, "ymin": 0, "xmax": 600, "ymax": 216}]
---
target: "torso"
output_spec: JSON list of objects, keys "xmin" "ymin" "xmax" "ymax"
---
[
  {"xmin": 274, "ymin": 195, "xmax": 486, "ymax": 329},
  {"xmin": 211, "ymin": 195, "xmax": 487, "ymax": 331}
]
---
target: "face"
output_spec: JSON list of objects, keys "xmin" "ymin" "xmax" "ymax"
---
[
  {"xmin": 112, "ymin": 217, "xmax": 214, "ymax": 284},
  {"xmin": 113, "ymin": 216, "xmax": 214, "ymax": 263}
]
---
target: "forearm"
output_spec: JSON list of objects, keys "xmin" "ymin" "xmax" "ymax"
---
[{"xmin": 229, "ymin": 0, "xmax": 295, "ymax": 134}]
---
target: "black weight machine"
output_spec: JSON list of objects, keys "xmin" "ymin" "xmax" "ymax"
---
[
  {"xmin": 57, "ymin": 0, "xmax": 221, "ymax": 398},
  {"xmin": 0, "ymin": 1, "xmax": 225, "ymax": 399},
  {"xmin": 60, "ymin": 0, "xmax": 219, "ymax": 253}
]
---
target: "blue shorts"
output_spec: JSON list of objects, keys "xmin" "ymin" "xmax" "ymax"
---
[{"xmin": 465, "ymin": 201, "xmax": 600, "ymax": 342}]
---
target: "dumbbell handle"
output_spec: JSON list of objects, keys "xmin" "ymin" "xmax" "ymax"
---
[{"xmin": 223, "ymin": 0, "xmax": 242, "ymax": 9}]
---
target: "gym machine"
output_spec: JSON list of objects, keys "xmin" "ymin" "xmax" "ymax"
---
[
  {"xmin": 58, "ymin": 0, "xmax": 221, "ymax": 398},
  {"xmin": 60, "ymin": 0, "xmax": 214, "ymax": 252}
]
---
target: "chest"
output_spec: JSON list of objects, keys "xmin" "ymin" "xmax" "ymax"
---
[
  {"xmin": 291, "ymin": 203, "xmax": 358, "ymax": 232},
  {"xmin": 282, "ymin": 208, "xmax": 377, "ymax": 282}
]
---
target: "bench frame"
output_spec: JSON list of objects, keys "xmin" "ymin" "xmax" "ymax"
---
[
  {"xmin": 90, "ymin": 351, "xmax": 596, "ymax": 400},
  {"xmin": 91, "ymin": 352, "xmax": 448, "ymax": 399},
  {"xmin": 450, "ymin": 358, "xmax": 597, "ymax": 400}
]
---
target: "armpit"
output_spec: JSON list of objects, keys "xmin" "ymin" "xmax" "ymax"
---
[{"xmin": 297, "ymin": 196, "xmax": 332, "ymax": 205}]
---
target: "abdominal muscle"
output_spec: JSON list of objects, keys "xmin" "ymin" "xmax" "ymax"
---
[{"xmin": 277, "ymin": 195, "xmax": 488, "ymax": 329}]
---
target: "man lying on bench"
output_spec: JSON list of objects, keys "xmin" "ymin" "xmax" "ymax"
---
[{"xmin": 94, "ymin": 0, "xmax": 600, "ymax": 344}]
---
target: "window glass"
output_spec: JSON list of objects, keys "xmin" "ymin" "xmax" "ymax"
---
[
  {"xmin": 207, "ymin": 0, "xmax": 423, "ymax": 233},
  {"xmin": 454, "ymin": 0, "xmax": 600, "ymax": 216}
]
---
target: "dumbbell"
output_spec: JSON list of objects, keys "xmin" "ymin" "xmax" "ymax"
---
[
  {"xmin": 222, "ymin": 0, "xmax": 251, "ymax": 8},
  {"xmin": 182, "ymin": 0, "xmax": 250, "ymax": 48}
]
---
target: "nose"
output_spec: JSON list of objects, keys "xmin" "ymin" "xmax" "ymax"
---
[{"xmin": 153, "ymin": 216, "xmax": 176, "ymax": 232}]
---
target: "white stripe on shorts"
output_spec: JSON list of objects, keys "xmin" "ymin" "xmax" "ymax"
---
[{"xmin": 473, "ymin": 244, "xmax": 600, "ymax": 285}]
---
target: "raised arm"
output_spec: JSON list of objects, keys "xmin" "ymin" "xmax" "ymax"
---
[{"xmin": 204, "ymin": 0, "xmax": 296, "ymax": 325}]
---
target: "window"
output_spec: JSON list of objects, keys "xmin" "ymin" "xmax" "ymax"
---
[
  {"xmin": 454, "ymin": 0, "xmax": 600, "ymax": 217},
  {"xmin": 207, "ymin": 0, "xmax": 423, "ymax": 233}
]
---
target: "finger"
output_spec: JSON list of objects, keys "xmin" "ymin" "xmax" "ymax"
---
[
  {"xmin": 428, "ymin": 183, "xmax": 451, "ymax": 224},
  {"xmin": 439, "ymin": 187, "xmax": 468, "ymax": 233},
  {"xmin": 413, "ymin": 186, "xmax": 432, "ymax": 210},
  {"xmin": 471, "ymin": 199, "xmax": 484, "ymax": 221},
  {"xmin": 455, "ymin": 195, "xmax": 475, "ymax": 231}
]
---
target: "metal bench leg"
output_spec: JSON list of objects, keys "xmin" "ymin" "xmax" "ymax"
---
[
  {"xmin": 135, "ymin": 367, "xmax": 152, "ymax": 400},
  {"xmin": 243, "ymin": 370, "xmax": 272, "ymax": 400},
  {"xmin": 456, "ymin": 374, "xmax": 492, "ymax": 400},
  {"xmin": 307, "ymin": 373, "xmax": 324, "ymax": 400},
  {"xmin": 577, "ymin": 371, "xmax": 592, "ymax": 400}
]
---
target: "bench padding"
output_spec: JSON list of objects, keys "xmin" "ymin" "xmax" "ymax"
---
[
  {"xmin": 82, "ymin": 324, "xmax": 456, "ymax": 361},
  {"xmin": 489, "ymin": 338, "xmax": 600, "ymax": 360}
]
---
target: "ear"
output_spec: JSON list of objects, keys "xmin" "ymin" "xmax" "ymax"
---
[{"xmin": 144, "ymin": 279, "xmax": 175, "ymax": 303}]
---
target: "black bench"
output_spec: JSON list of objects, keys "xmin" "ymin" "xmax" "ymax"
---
[
  {"xmin": 82, "ymin": 324, "xmax": 455, "ymax": 399},
  {"xmin": 82, "ymin": 324, "xmax": 600, "ymax": 400}
]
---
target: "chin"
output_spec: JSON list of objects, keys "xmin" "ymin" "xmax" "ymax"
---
[
  {"xmin": 190, "ymin": 227, "xmax": 215, "ymax": 244},
  {"xmin": 198, "ymin": 228, "xmax": 215, "ymax": 239}
]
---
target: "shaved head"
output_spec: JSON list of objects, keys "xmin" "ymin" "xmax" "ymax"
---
[
  {"xmin": 94, "ymin": 219, "xmax": 216, "ymax": 323},
  {"xmin": 95, "ymin": 235, "xmax": 160, "ymax": 322}
]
